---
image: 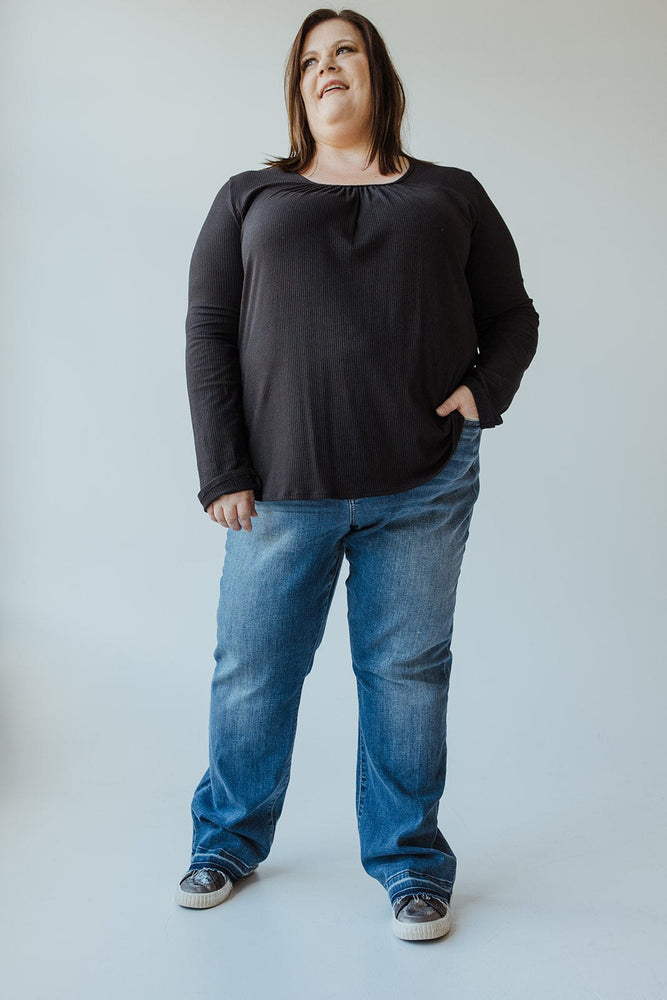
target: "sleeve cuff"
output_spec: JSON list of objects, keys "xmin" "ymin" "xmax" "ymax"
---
[
  {"xmin": 461, "ymin": 370, "xmax": 503, "ymax": 429},
  {"xmin": 198, "ymin": 469, "xmax": 263, "ymax": 511}
]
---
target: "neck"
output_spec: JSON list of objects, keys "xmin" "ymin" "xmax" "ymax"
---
[{"xmin": 307, "ymin": 129, "xmax": 375, "ymax": 170}]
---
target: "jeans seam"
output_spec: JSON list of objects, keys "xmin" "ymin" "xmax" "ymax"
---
[
  {"xmin": 357, "ymin": 721, "xmax": 367, "ymax": 819},
  {"xmin": 308, "ymin": 542, "xmax": 345, "ymax": 660},
  {"xmin": 267, "ymin": 696, "xmax": 302, "ymax": 836}
]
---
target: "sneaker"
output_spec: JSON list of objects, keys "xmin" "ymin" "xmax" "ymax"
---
[
  {"xmin": 391, "ymin": 894, "xmax": 452, "ymax": 941},
  {"xmin": 175, "ymin": 868, "xmax": 233, "ymax": 909}
]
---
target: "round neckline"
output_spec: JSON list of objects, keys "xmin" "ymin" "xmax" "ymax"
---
[{"xmin": 294, "ymin": 156, "xmax": 415, "ymax": 188}]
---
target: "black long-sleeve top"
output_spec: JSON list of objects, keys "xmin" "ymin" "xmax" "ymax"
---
[{"xmin": 185, "ymin": 155, "xmax": 539, "ymax": 509}]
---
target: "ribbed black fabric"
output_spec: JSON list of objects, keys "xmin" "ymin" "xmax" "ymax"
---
[{"xmin": 185, "ymin": 155, "xmax": 539, "ymax": 509}]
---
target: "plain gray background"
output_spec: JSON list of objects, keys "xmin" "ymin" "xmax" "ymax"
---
[{"xmin": 2, "ymin": 0, "xmax": 665, "ymax": 996}]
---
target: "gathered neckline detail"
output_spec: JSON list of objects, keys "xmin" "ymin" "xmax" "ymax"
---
[{"xmin": 292, "ymin": 157, "xmax": 415, "ymax": 189}]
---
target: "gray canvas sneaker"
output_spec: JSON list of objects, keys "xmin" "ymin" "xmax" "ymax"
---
[
  {"xmin": 175, "ymin": 868, "xmax": 233, "ymax": 909},
  {"xmin": 392, "ymin": 894, "xmax": 452, "ymax": 941}
]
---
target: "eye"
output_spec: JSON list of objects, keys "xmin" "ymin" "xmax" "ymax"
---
[{"xmin": 301, "ymin": 45, "xmax": 355, "ymax": 70}]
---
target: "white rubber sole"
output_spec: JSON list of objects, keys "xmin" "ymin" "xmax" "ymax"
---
[
  {"xmin": 392, "ymin": 906, "xmax": 452, "ymax": 941},
  {"xmin": 175, "ymin": 875, "xmax": 233, "ymax": 909}
]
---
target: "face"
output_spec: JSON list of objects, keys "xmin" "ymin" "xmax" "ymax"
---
[{"xmin": 298, "ymin": 19, "xmax": 372, "ymax": 139}]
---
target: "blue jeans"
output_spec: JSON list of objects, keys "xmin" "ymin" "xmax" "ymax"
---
[{"xmin": 188, "ymin": 418, "xmax": 482, "ymax": 907}]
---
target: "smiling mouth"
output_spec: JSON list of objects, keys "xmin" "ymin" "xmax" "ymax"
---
[{"xmin": 321, "ymin": 85, "xmax": 348, "ymax": 97}]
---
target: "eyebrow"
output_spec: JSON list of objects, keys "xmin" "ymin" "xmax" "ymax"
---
[{"xmin": 301, "ymin": 39, "xmax": 358, "ymax": 60}]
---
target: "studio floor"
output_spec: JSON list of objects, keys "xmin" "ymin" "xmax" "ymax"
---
[{"xmin": 2, "ymin": 618, "xmax": 665, "ymax": 1000}]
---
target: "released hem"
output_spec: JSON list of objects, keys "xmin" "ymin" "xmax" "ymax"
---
[
  {"xmin": 189, "ymin": 851, "xmax": 258, "ymax": 882},
  {"xmin": 386, "ymin": 869, "xmax": 454, "ymax": 907}
]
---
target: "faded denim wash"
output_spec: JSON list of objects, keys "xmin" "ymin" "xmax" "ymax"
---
[{"xmin": 188, "ymin": 417, "xmax": 482, "ymax": 907}]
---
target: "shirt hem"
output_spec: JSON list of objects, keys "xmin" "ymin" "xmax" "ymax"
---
[{"xmin": 255, "ymin": 452, "xmax": 466, "ymax": 502}]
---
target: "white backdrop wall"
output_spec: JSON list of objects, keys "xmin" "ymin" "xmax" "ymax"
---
[{"xmin": 1, "ymin": 1, "xmax": 665, "ymax": 996}]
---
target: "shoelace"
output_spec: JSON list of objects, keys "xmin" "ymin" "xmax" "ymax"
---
[
  {"xmin": 191, "ymin": 868, "xmax": 219, "ymax": 885},
  {"xmin": 395, "ymin": 894, "xmax": 449, "ymax": 917}
]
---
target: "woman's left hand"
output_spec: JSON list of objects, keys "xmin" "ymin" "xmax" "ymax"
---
[{"xmin": 435, "ymin": 385, "xmax": 479, "ymax": 421}]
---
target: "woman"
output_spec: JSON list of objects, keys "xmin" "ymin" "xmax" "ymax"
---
[{"xmin": 175, "ymin": 8, "xmax": 539, "ymax": 942}]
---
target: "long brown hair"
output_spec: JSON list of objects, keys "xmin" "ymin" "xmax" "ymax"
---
[{"xmin": 263, "ymin": 8, "xmax": 423, "ymax": 176}]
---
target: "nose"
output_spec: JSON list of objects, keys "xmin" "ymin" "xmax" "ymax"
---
[{"xmin": 318, "ymin": 55, "xmax": 339, "ymax": 73}]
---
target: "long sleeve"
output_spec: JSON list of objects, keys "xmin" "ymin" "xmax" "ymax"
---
[
  {"xmin": 182, "ymin": 159, "xmax": 538, "ymax": 502},
  {"xmin": 185, "ymin": 179, "xmax": 262, "ymax": 511},
  {"xmin": 460, "ymin": 172, "xmax": 539, "ymax": 427}
]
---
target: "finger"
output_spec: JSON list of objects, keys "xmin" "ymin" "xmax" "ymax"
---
[
  {"xmin": 211, "ymin": 504, "xmax": 229, "ymax": 528},
  {"xmin": 225, "ymin": 506, "xmax": 242, "ymax": 531},
  {"xmin": 236, "ymin": 501, "xmax": 255, "ymax": 532},
  {"xmin": 436, "ymin": 397, "xmax": 456, "ymax": 416}
]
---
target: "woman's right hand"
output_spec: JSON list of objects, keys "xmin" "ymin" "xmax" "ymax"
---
[{"xmin": 206, "ymin": 490, "xmax": 258, "ymax": 532}]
